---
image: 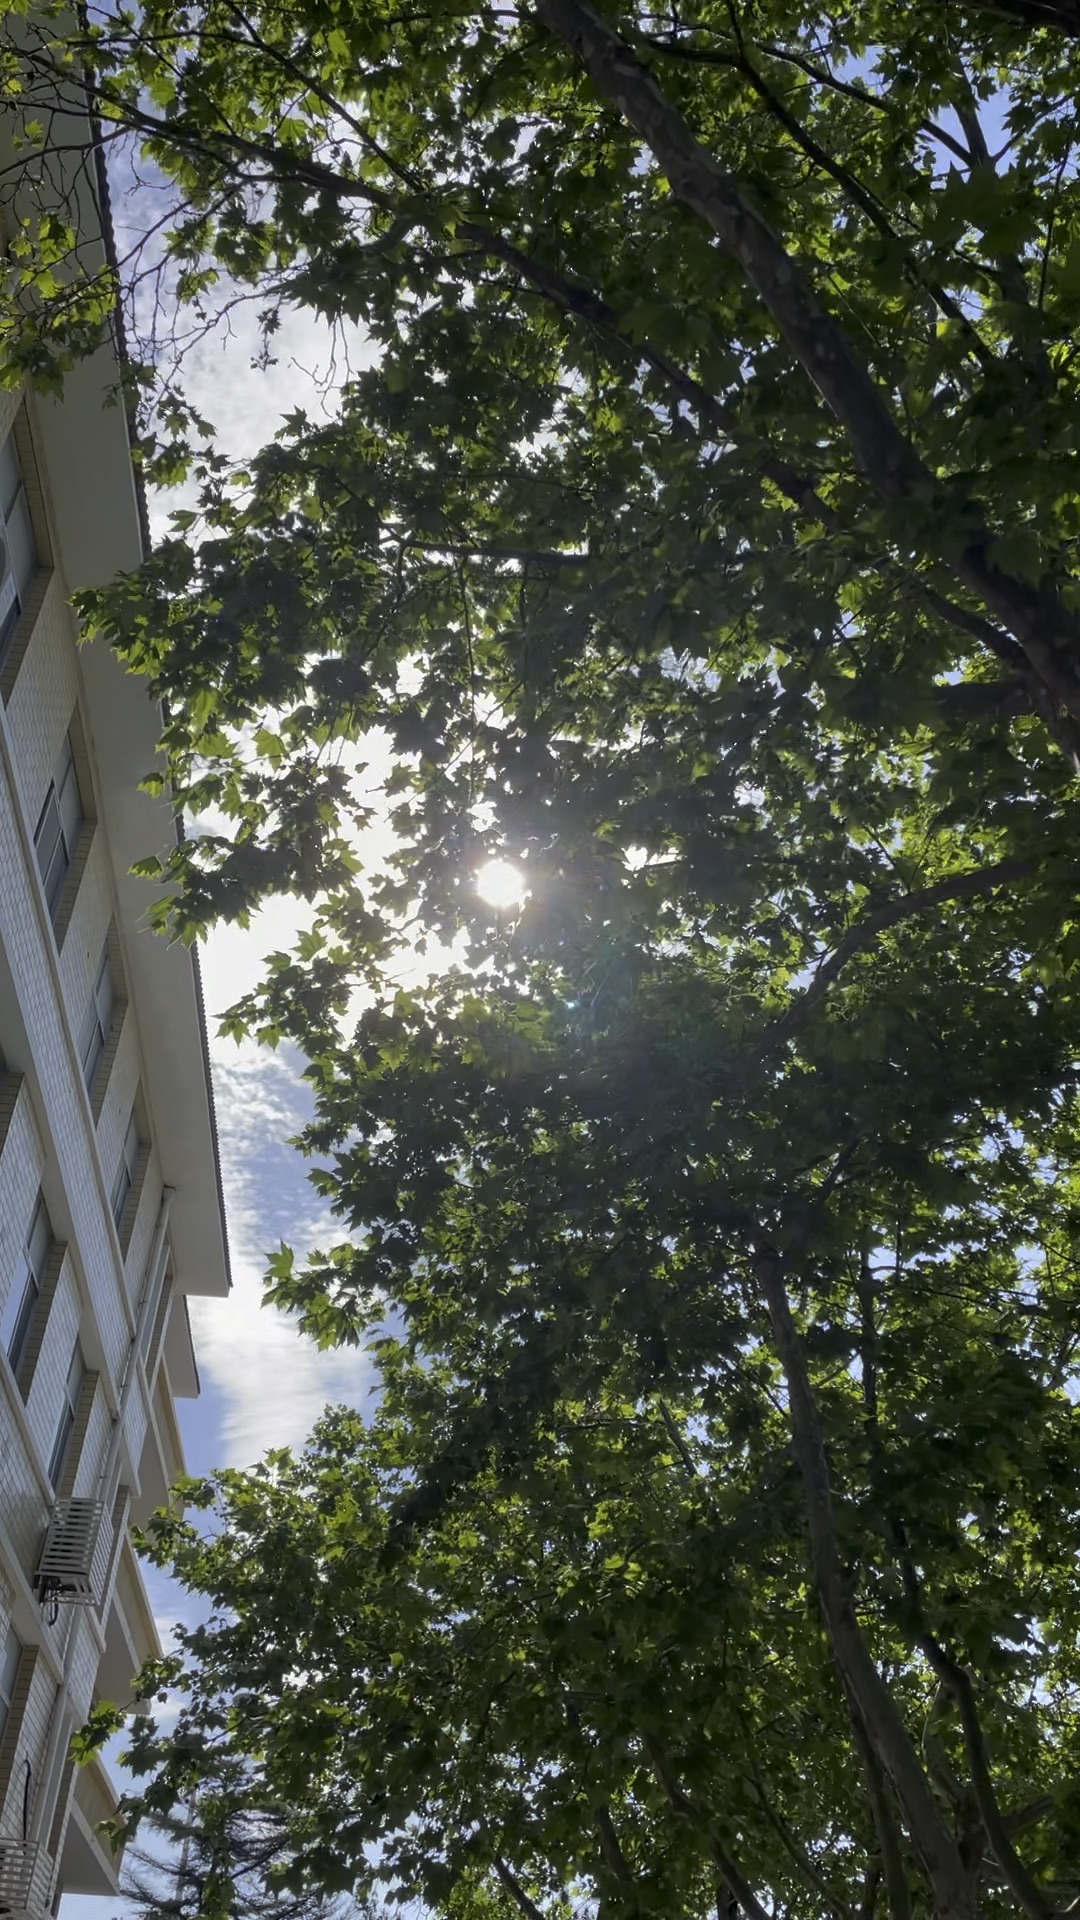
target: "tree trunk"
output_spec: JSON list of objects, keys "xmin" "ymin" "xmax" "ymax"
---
[
  {"xmin": 532, "ymin": 0, "xmax": 1080, "ymax": 749},
  {"xmin": 750, "ymin": 1244, "xmax": 976, "ymax": 1920}
]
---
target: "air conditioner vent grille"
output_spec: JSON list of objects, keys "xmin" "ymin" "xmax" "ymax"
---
[
  {"xmin": 34, "ymin": 1498, "xmax": 109, "ymax": 1607},
  {"xmin": 0, "ymin": 1839, "xmax": 48, "ymax": 1919}
]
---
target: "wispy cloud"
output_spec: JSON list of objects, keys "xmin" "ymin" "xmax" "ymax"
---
[
  {"xmin": 143, "ymin": 291, "xmax": 380, "ymax": 1467},
  {"xmin": 191, "ymin": 1031, "xmax": 376, "ymax": 1464}
]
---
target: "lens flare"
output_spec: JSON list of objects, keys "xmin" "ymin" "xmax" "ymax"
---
[{"xmin": 476, "ymin": 858, "xmax": 527, "ymax": 910}]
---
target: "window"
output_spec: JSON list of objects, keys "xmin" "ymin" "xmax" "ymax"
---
[
  {"xmin": 141, "ymin": 1255, "xmax": 171, "ymax": 1366},
  {"xmin": 0, "ymin": 1194, "xmax": 50, "ymax": 1376},
  {"xmin": 0, "ymin": 1625, "xmax": 22, "ymax": 1744},
  {"xmin": 33, "ymin": 734, "xmax": 82, "ymax": 922},
  {"xmin": 110, "ymin": 1107, "xmax": 140, "ymax": 1233},
  {"xmin": 78, "ymin": 946, "xmax": 114, "ymax": 1093},
  {"xmin": 48, "ymin": 1341, "xmax": 84, "ymax": 1489},
  {"xmin": 0, "ymin": 427, "xmax": 37, "ymax": 660}
]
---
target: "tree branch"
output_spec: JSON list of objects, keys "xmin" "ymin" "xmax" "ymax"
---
[
  {"xmin": 533, "ymin": 0, "xmax": 925, "ymax": 499},
  {"xmin": 915, "ymin": 1635, "xmax": 1054, "ymax": 1920},
  {"xmin": 643, "ymin": 1733, "xmax": 772, "ymax": 1920},
  {"xmin": 949, "ymin": 71, "xmax": 1050, "ymax": 391},
  {"xmin": 593, "ymin": 1802, "xmax": 634, "ymax": 1886},
  {"xmin": 934, "ymin": 678, "xmax": 1033, "ymax": 723},
  {"xmin": 562, "ymin": 1696, "xmax": 637, "ymax": 1894},
  {"xmin": 744, "ymin": 1735, "xmax": 856, "ymax": 1920},
  {"xmin": 750, "ymin": 1242, "xmax": 974, "ymax": 1919},
  {"xmin": 466, "ymin": 223, "xmax": 1050, "ymax": 722},
  {"xmin": 658, "ymin": 1398, "xmax": 698, "ymax": 1476},
  {"xmin": 494, "ymin": 1857, "xmax": 549, "ymax": 1920},
  {"xmin": 25, "ymin": 19, "xmax": 1074, "ymax": 747},
  {"xmin": 858, "ymin": 1860, "xmax": 882, "ymax": 1920},
  {"xmin": 640, "ymin": 31, "xmax": 972, "ymax": 162},
  {"xmin": 844, "ymin": 1692, "xmax": 913, "ymax": 1920},
  {"xmin": 530, "ymin": 0, "xmax": 1080, "ymax": 734},
  {"xmin": 762, "ymin": 857, "xmax": 1039, "ymax": 1052},
  {"xmin": 718, "ymin": 29, "xmax": 994, "ymax": 366}
]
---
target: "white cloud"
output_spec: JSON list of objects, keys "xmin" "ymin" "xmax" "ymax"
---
[
  {"xmin": 137, "ymin": 267, "xmax": 474, "ymax": 1465},
  {"xmin": 192, "ymin": 1030, "xmax": 376, "ymax": 1464},
  {"xmin": 135, "ymin": 282, "xmax": 382, "ymax": 1464}
]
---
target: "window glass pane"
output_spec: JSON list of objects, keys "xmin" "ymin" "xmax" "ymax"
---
[
  {"xmin": 110, "ymin": 1161, "xmax": 131, "ymax": 1232},
  {"xmin": 34, "ymin": 740, "xmax": 81, "ymax": 921},
  {"xmin": 112, "ymin": 1108, "xmax": 140, "ymax": 1232},
  {"xmin": 80, "ymin": 948, "xmax": 112, "ymax": 1090},
  {"xmin": 94, "ymin": 951, "xmax": 113, "ymax": 1030},
  {"xmin": 0, "ymin": 1625, "xmax": 21, "ymax": 1710},
  {"xmin": 0, "ymin": 571, "xmax": 18, "ymax": 659},
  {"xmin": 79, "ymin": 1009, "xmax": 104, "ymax": 1090},
  {"xmin": 47, "ymin": 1406, "xmax": 74, "ymax": 1489},
  {"xmin": 81, "ymin": 1025, "xmax": 103, "ymax": 1091},
  {"xmin": 26, "ymin": 1198, "xmax": 50, "ymax": 1285},
  {"xmin": 0, "ymin": 433, "xmax": 29, "ymax": 666},
  {"xmin": 41, "ymin": 835, "xmax": 68, "ymax": 919},
  {"xmin": 56, "ymin": 749, "xmax": 81, "ymax": 850},
  {"xmin": 6, "ymin": 488, "xmax": 35, "ymax": 604},
  {"xmin": 64, "ymin": 1343, "xmax": 83, "ymax": 1408},
  {"xmin": 0, "ymin": 1264, "xmax": 35, "ymax": 1370},
  {"xmin": 1, "ymin": 1197, "xmax": 49, "ymax": 1372},
  {"xmin": 33, "ymin": 789, "xmax": 61, "ymax": 882},
  {"xmin": 49, "ymin": 1345, "xmax": 83, "ymax": 1486},
  {"xmin": 0, "ymin": 1625, "xmax": 21, "ymax": 1743},
  {"xmin": 141, "ymin": 1259, "xmax": 170, "ymax": 1359},
  {"xmin": 0, "ymin": 433, "xmax": 20, "ymax": 518}
]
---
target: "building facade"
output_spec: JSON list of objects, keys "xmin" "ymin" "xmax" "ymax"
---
[{"xmin": 0, "ymin": 275, "xmax": 230, "ymax": 1911}]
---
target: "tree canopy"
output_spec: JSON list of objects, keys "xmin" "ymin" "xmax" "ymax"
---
[{"xmin": 8, "ymin": 0, "xmax": 1080, "ymax": 1913}]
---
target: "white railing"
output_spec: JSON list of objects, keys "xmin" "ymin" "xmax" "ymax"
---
[
  {"xmin": 33, "ymin": 1498, "xmax": 109, "ymax": 1607},
  {"xmin": 0, "ymin": 1839, "xmax": 49, "ymax": 1919}
]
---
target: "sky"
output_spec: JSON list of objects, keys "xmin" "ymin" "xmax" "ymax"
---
[
  {"xmin": 157, "ymin": 308, "xmax": 382, "ymax": 1471},
  {"xmin": 61, "ymin": 304, "xmax": 382, "ymax": 1920}
]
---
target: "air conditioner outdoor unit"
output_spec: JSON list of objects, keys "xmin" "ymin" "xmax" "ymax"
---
[
  {"xmin": 0, "ymin": 1840, "xmax": 49, "ymax": 1920},
  {"xmin": 33, "ymin": 1498, "xmax": 109, "ymax": 1608}
]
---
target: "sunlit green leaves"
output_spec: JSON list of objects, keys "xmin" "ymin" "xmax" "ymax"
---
[{"xmin": 9, "ymin": 0, "xmax": 1080, "ymax": 1907}]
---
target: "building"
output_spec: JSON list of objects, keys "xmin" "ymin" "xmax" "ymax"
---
[{"xmin": 0, "ymin": 118, "xmax": 231, "ymax": 1918}]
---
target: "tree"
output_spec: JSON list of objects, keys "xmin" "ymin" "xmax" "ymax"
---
[
  {"xmin": 118, "ymin": 1761, "xmax": 366, "ymax": 1920},
  {"xmin": 2, "ymin": 0, "xmax": 1080, "ymax": 946},
  {"xmin": 117, "ymin": 1045, "xmax": 1080, "ymax": 1920},
  {"xmin": 9, "ymin": 0, "xmax": 1080, "ymax": 1913}
]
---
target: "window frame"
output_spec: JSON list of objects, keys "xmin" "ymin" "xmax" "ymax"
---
[
  {"xmin": 110, "ymin": 1106, "xmax": 140, "ymax": 1234},
  {"xmin": 78, "ymin": 945, "xmax": 114, "ymax": 1096},
  {"xmin": 0, "ymin": 1194, "xmax": 50, "ymax": 1378},
  {"xmin": 48, "ymin": 1340, "xmax": 84, "ymax": 1490},
  {"xmin": 33, "ymin": 733, "xmax": 83, "ymax": 925},
  {"xmin": 0, "ymin": 1624, "xmax": 23, "ymax": 1746},
  {"xmin": 0, "ymin": 426, "xmax": 38, "ymax": 664}
]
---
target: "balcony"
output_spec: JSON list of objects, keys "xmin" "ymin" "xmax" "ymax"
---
[
  {"xmin": 61, "ymin": 1754, "xmax": 123, "ymax": 1896},
  {"xmin": 95, "ymin": 1534, "xmax": 160, "ymax": 1709}
]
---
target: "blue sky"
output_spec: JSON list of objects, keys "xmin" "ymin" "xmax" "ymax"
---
[
  {"xmin": 61, "ymin": 303, "xmax": 380, "ymax": 1920},
  {"xmin": 152, "ymin": 303, "xmax": 383, "ymax": 1472}
]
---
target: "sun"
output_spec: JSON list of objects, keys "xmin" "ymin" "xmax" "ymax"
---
[{"xmin": 476, "ymin": 857, "xmax": 528, "ymax": 911}]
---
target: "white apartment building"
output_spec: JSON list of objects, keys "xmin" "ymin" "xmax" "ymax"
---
[{"xmin": 0, "ymin": 167, "xmax": 231, "ymax": 1918}]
